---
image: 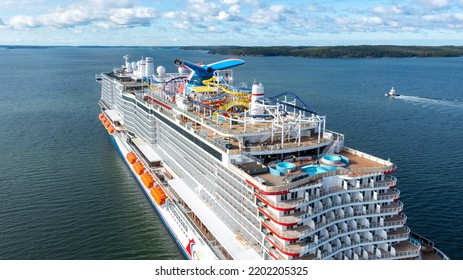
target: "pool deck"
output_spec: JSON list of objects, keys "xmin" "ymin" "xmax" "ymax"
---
[
  {"xmin": 243, "ymin": 149, "xmax": 387, "ymax": 188},
  {"xmin": 339, "ymin": 150, "xmax": 383, "ymax": 170}
]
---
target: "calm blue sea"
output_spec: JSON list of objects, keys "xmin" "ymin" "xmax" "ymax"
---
[{"xmin": 0, "ymin": 47, "xmax": 462, "ymax": 260}]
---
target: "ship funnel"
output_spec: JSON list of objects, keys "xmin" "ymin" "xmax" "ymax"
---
[
  {"xmin": 145, "ymin": 57, "xmax": 154, "ymax": 76},
  {"xmin": 174, "ymin": 58, "xmax": 212, "ymax": 74},
  {"xmin": 139, "ymin": 59, "xmax": 146, "ymax": 78},
  {"xmin": 251, "ymin": 82, "xmax": 264, "ymax": 115}
]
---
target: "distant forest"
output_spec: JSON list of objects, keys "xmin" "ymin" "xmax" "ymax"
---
[{"xmin": 181, "ymin": 45, "xmax": 463, "ymax": 58}]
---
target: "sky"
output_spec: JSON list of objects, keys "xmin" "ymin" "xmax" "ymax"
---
[{"xmin": 0, "ymin": 0, "xmax": 463, "ymax": 46}]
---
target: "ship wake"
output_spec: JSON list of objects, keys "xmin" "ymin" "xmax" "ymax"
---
[{"xmin": 394, "ymin": 95, "xmax": 463, "ymax": 110}]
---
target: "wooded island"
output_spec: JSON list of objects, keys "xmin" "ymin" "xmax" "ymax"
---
[{"xmin": 182, "ymin": 45, "xmax": 463, "ymax": 58}]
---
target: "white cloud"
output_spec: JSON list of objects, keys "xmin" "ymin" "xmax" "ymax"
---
[
  {"xmin": 216, "ymin": 11, "xmax": 231, "ymax": 21},
  {"xmin": 336, "ymin": 16, "xmax": 383, "ymax": 26},
  {"xmin": 91, "ymin": 0, "xmax": 133, "ymax": 9},
  {"xmin": 173, "ymin": 20, "xmax": 190, "ymax": 30},
  {"xmin": 307, "ymin": 4, "xmax": 327, "ymax": 13},
  {"xmin": 334, "ymin": 15, "xmax": 387, "ymax": 32},
  {"xmin": 207, "ymin": 25, "xmax": 220, "ymax": 32},
  {"xmin": 108, "ymin": 7, "xmax": 155, "ymax": 27},
  {"xmin": 248, "ymin": 4, "xmax": 288, "ymax": 25},
  {"xmin": 3, "ymin": 1, "xmax": 156, "ymax": 30},
  {"xmin": 454, "ymin": 13, "xmax": 463, "ymax": 21},
  {"xmin": 221, "ymin": 0, "xmax": 240, "ymax": 4},
  {"xmin": 421, "ymin": 12, "xmax": 463, "ymax": 24},
  {"xmin": 416, "ymin": 0, "xmax": 450, "ymax": 9},
  {"xmin": 8, "ymin": 15, "xmax": 44, "ymax": 29},
  {"xmin": 401, "ymin": 26, "xmax": 418, "ymax": 31},
  {"xmin": 228, "ymin": 5, "xmax": 240, "ymax": 15},
  {"xmin": 361, "ymin": 16, "xmax": 384, "ymax": 25},
  {"xmin": 162, "ymin": 11, "xmax": 177, "ymax": 19},
  {"xmin": 269, "ymin": 4, "xmax": 286, "ymax": 14},
  {"xmin": 422, "ymin": 13, "xmax": 452, "ymax": 22},
  {"xmin": 370, "ymin": 5, "xmax": 404, "ymax": 15},
  {"xmin": 187, "ymin": 0, "xmax": 219, "ymax": 12},
  {"xmin": 2, "ymin": 0, "xmax": 463, "ymax": 45}
]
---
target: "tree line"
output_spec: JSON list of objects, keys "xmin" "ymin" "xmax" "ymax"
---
[{"xmin": 182, "ymin": 45, "xmax": 463, "ymax": 58}]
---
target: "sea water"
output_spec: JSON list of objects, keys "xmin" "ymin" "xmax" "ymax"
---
[{"xmin": 0, "ymin": 47, "xmax": 462, "ymax": 259}]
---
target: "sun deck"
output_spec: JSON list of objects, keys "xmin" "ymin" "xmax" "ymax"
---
[{"xmin": 235, "ymin": 147, "xmax": 396, "ymax": 193}]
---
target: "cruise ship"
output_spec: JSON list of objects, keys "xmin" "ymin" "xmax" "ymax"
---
[{"xmin": 96, "ymin": 55, "xmax": 448, "ymax": 260}]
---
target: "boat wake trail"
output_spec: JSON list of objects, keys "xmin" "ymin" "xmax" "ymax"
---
[{"xmin": 394, "ymin": 95, "xmax": 463, "ymax": 110}]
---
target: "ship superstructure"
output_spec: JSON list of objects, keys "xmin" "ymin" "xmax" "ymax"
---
[{"xmin": 97, "ymin": 55, "xmax": 448, "ymax": 260}]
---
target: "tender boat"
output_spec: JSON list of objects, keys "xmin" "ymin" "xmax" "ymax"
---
[{"xmin": 385, "ymin": 87, "xmax": 399, "ymax": 97}]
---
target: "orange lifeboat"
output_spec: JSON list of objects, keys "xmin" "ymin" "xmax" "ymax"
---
[
  {"xmin": 98, "ymin": 113, "xmax": 105, "ymax": 120},
  {"xmin": 104, "ymin": 120, "xmax": 110, "ymax": 128},
  {"xmin": 132, "ymin": 161, "xmax": 145, "ymax": 175},
  {"xmin": 150, "ymin": 186, "xmax": 166, "ymax": 205},
  {"xmin": 126, "ymin": 152, "xmax": 137, "ymax": 164},
  {"xmin": 141, "ymin": 173, "xmax": 154, "ymax": 188},
  {"xmin": 107, "ymin": 126, "xmax": 115, "ymax": 134}
]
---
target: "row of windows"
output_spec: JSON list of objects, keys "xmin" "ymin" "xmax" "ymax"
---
[
  {"xmin": 159, "ymin": 127, "xmax": 214, "ymax": 187},
  {"xmin": 117, "ymin": 97, "xmax": 156, "ymax": 144},
  {"xmin": 158, "ymin": 122, "xmax": 262, "ymax": 246},
  {"xmin": 160, "ymin": 125, "xmax": 260, "ymax": 230},
  {"xmin": 121, "ymin": 94, "xmax": 223, "ymax": 161}
]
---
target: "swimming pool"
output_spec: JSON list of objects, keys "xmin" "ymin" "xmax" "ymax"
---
[
  {"xmin": 319, "ymin": 154, "xmax": 349, "ymax": 167},
  {"xmin": 301, "ymin": 164, "xmax": 338, "ymax": 176},
  {"xmin": 268, "ymin": 161, "xmax": 297, "ymax": 176}
]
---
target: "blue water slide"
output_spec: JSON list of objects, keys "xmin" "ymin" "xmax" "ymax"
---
[{"xmin": 258, "ymin": 92, "xmax": 318, "ymax": 115}]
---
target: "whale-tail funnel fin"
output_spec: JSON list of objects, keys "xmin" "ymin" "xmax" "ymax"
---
[
  {"xmin": 207, "ymin": 58, "xmax": 245, "ymax": 71},
  {"xmin": 174, "ymin": 58, "xmax": 212, "ymax": 74},
  {"xmin": 174, "ymin": 58, "xmax": 244, "ymax": 76}
]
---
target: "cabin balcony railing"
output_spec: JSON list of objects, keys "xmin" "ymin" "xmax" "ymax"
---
[
  {"xmin": 265, "ymin": 235, "xmax": 306, "ymax": 255},
  {"xmin": 260, "ymin": 201, "xmax": 406, "ymax": 230},
  {"xmin": 366, "ymin": 248, "xmax": 421, "ymax": 260},
  {"xmin": 261, "ymin": 179, "xmax": 400, "ymax": 211},
  {"xmin": 299, "ymin": 214, "xmax": 405, "ymax": 240},
  {"xmin": 258, "ymin": 188, "xmax": 401, "ymax": 221},
  {"xmin": 262, "ymin": 220, "xmax": 304, "ymax": 239},
  {"xmin": 299, "ymin": 202, "xmax": 404, "ymax": 237},
  {"xmin": 259, "ymin": 207, "xmax": 302, "ymax": 224},
  {"xmin": 247, "ymin": 136, "xmax": 330, "ymax": 153},
  {"xmin": 317, "ymin": 236, "xmax": 417, "ymax": 259},
  {"xmin": 305, "ymin": 226, "xmax": 411, "ymax": 255},
  {"xmin": 264, "ymin": 209, "xmax": 406, "ymax": 245}
]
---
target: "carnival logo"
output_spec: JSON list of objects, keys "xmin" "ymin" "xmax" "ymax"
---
[{"xmin": 185, "ymin": 238, "xmax": 196, "ymax": 258}]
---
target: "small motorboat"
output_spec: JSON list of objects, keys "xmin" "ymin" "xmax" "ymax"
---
[{"xmin": 385, "ymin": 87, "xmax": 399, "ymax": 97}]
